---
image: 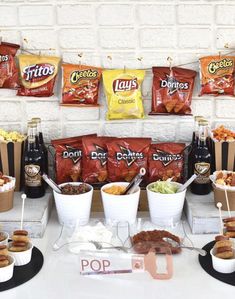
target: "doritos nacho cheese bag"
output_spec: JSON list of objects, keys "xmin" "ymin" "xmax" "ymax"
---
[
  {"xmin": 62, "ymin": 63, "xmax": 102, "ymax": 105},
  {"xmin": 103, "ymin": 69, "xmax": 145, "ymax": 120},
  {"xmin": 17, "ymin": 54, "xmax": 60, "ymax": 97},
  {"xmin": 150, "ymin": 67, "xmax": 196, "ymax": 115}
]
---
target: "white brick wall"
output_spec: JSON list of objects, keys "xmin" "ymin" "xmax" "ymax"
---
[{"xmin": 0, "ymin": 0, "xmax": 235, "ymax": 149}]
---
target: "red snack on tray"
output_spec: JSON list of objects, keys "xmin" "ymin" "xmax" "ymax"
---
[
  {"xmin": 17, "ymin": 54, "xmax": 60, "ymax": 97},
  {"xmin": 62, "ymin": 63, "xmax": 102, "ymax": 105},
  {"xmin": 52, "ymin": 134, "xmax": 96, "ymax": 185},
  {"xmin": 82, "ymin": 136, "xmax": 114, "ymax": 184},
  {"xmin": 0, "ymin": 42, "xmax": 20, "ymax": 89},
  {"xmin": 199, "ymin": 56, "xmax": 235, "ymax": 96},
  {"xmin": 148, "ymin": 143, "xmax": 185, "ymax": 183},
  {"xmin": 150, "ymin": 67, "xmax": 196, "ymax": 115},
  {"xmin": 107, "ymin": 138, "xmax": 151, "ymax": 182}
]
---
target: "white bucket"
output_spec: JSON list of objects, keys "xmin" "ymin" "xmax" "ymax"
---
[
  {"xmin": 210, "ymin": 247, "xmax": 235, "ymax": 274},
  {"xmin": 0, "ymin": 256, "xmax": 15, "ymax": 282},
  {"xmin": 8, "ymin": 242, "xmax": 33, "ymax": 266},
  {"xmin": 53, "ymin": 182, "xmax": 93, "ymax": 226},
  {"xmin": 147, "ymin": 182, "xmax": 186, "ymax": 226},
  {"xmin": 101, "ymin": 182, "xmax": 140, "ymax": 225}
]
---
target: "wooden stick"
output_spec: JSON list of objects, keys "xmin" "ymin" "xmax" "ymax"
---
[
  {"xmin": 20, "ymin": 194, "xmax": 26, "ymax": 230},
  {"xmin": 224, "ymin": 184, "xmax": 231, "ymax": 218},
  {"xmin": 216, "ymin": 202, "xmax": 223, "ymax": 235}
]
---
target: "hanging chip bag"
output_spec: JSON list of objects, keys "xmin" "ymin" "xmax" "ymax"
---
[
  {"xmin": 199, "ymin": 55, "xmax": 235, "ymax": 96},
  {"xmin": 150, "ymin": 67, "xmax": 196, "ymax": 115},
  {"xmin": 0, "ymin": 42, "xmax": 20, "ymax": 89},
  {"xmin": 62, "ymin": 63, "xmax": 102, "ymax": 105},
  {"xmin": 103, "ymin": 69, "xmax": 145, "ymax": 120},
  {"xmin": 17, "ymin": 54, "xmax": 60, "ymax": 97}
]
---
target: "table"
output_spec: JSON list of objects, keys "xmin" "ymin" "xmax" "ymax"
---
[{"xmin": 1, "ymin": 209, "xmax": 234, "ymax": 299}]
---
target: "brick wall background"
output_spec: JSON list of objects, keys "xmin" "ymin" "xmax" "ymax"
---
[{"xmin": 0, "ymin": 0, "xmax": 235, "ymax": 147}]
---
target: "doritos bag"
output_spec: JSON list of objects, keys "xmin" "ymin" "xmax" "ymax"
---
[
  {"xmin": 148, "ymin": 143, "xmax": 185, "ymax": 183},
  {"xmin": 107, "ymin": 138, "xmax": 151, "ymax": 182},
  {"xmin": 52, "ymin": 134, "xmax": 96, "ymax": 185},
  {"xmin": 103, "ymin": 69, "xmax": 145, "ymax": 120},
  {"xmin": 199, "ymin": 56, "xmax": 235, "ymax": 96},
  {"xmin": 17, "ymin": 54, "xmax": 60, "ymax": 97},
  {"xmin": 0, "ymin": 42, "xmax": 20, "ymax": 89},
  {"xmin": 150, "ymin": 67, "xmax": 196, "ymax": 115},
  {"xmin": 82, "ymin": 136, "xmax": 114, "ymax": 184},
  {"xmin": 62, "ymin": 63, "xmax": 102, "ymax": 105}
]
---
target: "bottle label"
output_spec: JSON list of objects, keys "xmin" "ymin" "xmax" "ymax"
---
[
  {"xmin": 25, "ymin": 164, "xmax": 42, "ymax": 187},
  {"xmin": 194, "ymin": 162, "xmax": 210, "ymax": 184}
]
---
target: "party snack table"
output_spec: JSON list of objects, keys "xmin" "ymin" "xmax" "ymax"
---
[{"xmin": 0, "ymin": 208, "xmax": 234, "ymax": 298}]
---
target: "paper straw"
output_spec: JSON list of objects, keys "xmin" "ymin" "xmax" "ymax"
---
[
  {"xmin": 224, "ymin": 188, "xmax": 231, "ymax": 218},
  {"xmin": 216, "ymin": 202, "xmax": 223, "ymax": 235},
  {"xmin": 20, "ymin": 194, "xmax": 26, "ymax": 230}
]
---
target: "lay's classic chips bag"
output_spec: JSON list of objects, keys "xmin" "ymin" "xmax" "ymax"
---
[{"xmin": 103, "ymin": 69, "xmax": 145, "ymax": 120}]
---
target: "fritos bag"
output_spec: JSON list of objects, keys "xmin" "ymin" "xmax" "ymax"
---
[
  {"xmin": 150, "ymin": 67, "xmax": 196, "ymax": 115},
  {"xmin": 52, "ymin": 134, "xmax": 96, "ymax": 185},
  {"xmin": 17, "ymin": 54, "xmax": 60, "ymax": 97},
  {"xmin": 0, "ymin": 42, "xmax": 20, "ymax": 89},
  {"xmin": 107, "ymin": 138, "xmax": 151, "ymax": 182},
  {"xmin": 199, "ymin": 56, "xmax": 235, "ymax": 96},
  {"xmin": 103, "ymin": 69, "xmax": 145, "ymax": 120},
  {"xmin": 82, "ymin": 136, "xmax": 114, "ymax": 184},
  {"xmin": 148, "ymin": 143, "xmax": 185, "ymax": 183},
  {"xmin": 62, "ymin": 63, "xmax": 102, "ymax": 105}
]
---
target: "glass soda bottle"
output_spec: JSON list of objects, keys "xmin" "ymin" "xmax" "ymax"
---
[{"xmin": 24, "ymin": 122, "xmax": 45, "ymax": 198}]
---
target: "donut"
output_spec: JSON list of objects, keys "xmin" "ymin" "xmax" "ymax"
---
[
  {"xmin": 223, "ymin": 217, "xmax": 235, "ymax": 223},
  {"xmin": 215, "ymin": 235, "xmax": 229, "ymax": 242},
  {"xmin": 9, "ymin": 241, "xmax": 28, "ymax": 252},
  {"xmin": 0, "ymin": 245, "xmax": 8, "ymax": 256},
  {"xmin": 215, "ymin": 240, "xmax": 232, "ymax": 248},
  {"xmin": 224, "ymin": 231, "xmax": 235, "ymax": 238},
  {"xmin": 12, "ymin": 230, "xmax": 29, "ymax": 244},
  {"xmin": 216, "ymin": 251, "xmax": 234, "ymax": 259},
  {"xmin": 0, "ymin": 232, "xmax": 6, "ymax": 242},
  {"xmin": 0, "ymin": 255, "xmax": 9, "ymax": 268}
]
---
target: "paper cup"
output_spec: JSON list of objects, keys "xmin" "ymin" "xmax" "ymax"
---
[
  {"xmin": 0, "ymin": 256, "xmax": 15, "ymax": 282},
  {"xmin": 8, "ymin": 242, "xmax": 33, "ymax": 266},
  {"xmin": 53, "ymin": 182, "xmax": 93, "ymax": 226},
  {"xmin": 101, "ymin": 182, "xmax": 140, "ymax": 225},
  {"xmin": 147, "ymin": 182, "xmax": 186, "ymax": 226},
  {"xmin": 210, "ymin": 247, "xmax": 235, "ymax": 274},
  {"xmin": 0, "ymin": 187, "xmax": 14, "ymax": 212},
  {"xmin": 0, "ymin": 232, "xmax": 9, "ymax": 246}
]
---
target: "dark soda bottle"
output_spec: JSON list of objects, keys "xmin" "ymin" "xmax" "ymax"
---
[
  {"xmin": 31, "ymin": 117, "xmax": 48, "ymax": 174},
  {"xmin": 190, "ymin": 120, "xmax": 212, "ymax": 195},
  {"xmin": 24, "ymin": 122, "xmax": 45, "ymax": 198}
]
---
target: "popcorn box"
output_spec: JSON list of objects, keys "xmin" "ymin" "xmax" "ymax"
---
[
  {"xmin": 0, "ymin": 188, "xmax": 14, "ymax": 212},
  {"xmin": 210, "ymin": 139, "xmax": 235, "ymax": 172},
  {"xmin": 0, "ymin": 140, "xmax": 25, "ymax": 191}
]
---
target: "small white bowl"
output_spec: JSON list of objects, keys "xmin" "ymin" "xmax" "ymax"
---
[
  {"xmin": 0, "ymin": 256, "xmax": 15, "ymax": 282},
  {"xmin": 210, "ymin": 247, "xmax": 235, "ymax": 274},
  {"xmin": 8, "ymin": 242, "xmax": 33, "ymax": 266},
  {"xmin": 0, "ymin": 232, "xmax": 9, "ymax": 246},
  {"xmin": 101, "ymin": 182, "xmax": 140, "ymax": 225}
]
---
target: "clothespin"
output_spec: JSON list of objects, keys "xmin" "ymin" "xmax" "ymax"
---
[
  {"xmin": 167, "ymin": 56, "xmax": 173, "ymax": 73},
  {"xmin": 78, "ymin": 52, "xmax": 83, "ymax": 67}
]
